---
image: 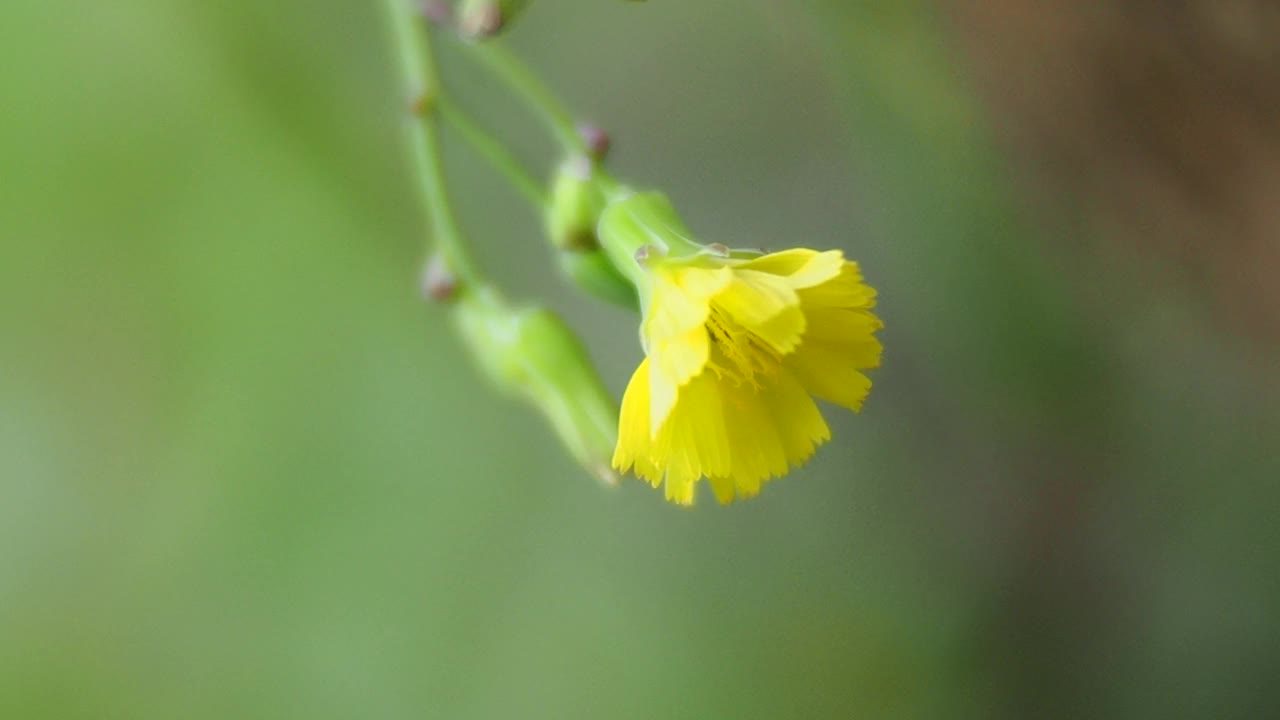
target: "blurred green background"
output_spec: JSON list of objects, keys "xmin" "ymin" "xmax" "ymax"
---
[{"xmin": 2, "ymin": 1, "xmax": 1277, "ymax": 718}]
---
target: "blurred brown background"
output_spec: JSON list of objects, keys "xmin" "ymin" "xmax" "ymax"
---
[{"xmin": 948, "ymin": 0, "xmax": 1280, "ymax": 342}]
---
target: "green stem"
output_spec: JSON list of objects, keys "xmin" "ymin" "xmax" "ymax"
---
[
  {"xmin": 384, "ymin": 0, "xmax": 479, "ymax": 285},
  {"xmin": 437, "ymin": 96, "xmax": 549, "ymax": 209},
  {"xmin": 461, "ymin": 40, "xmax": 586, "ymax": 155}
]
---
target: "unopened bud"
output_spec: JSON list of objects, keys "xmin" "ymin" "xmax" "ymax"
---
[
  {"xmin": 421, "ymin": 254, "xmax": 458, "ymax": 302},
  {"xmin": 420, "ymin": 0, "xmax": 453, "ymax": 24},
  {"xmin": 544, "ymin": 158, "xmax": 637, "ymax": 308},
  {"xmin": 458, "ymin": 0, "xmax": 530, "ymax": 39},
  {"xmin": 577, "ymin": 123, "xmax": 611, "ymax": 160},
  {"xmin": 454, "ymin": 290, "xmax": 619, "ymax": 484},
  {"xmin": 544, "ymin": 156, "xmax": 605, "ymax": 252}
]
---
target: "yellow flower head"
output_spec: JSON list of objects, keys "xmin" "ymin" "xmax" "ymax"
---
[{"xmin": 600, "ymin": 192, "xmax": 883, "ymax": 505}]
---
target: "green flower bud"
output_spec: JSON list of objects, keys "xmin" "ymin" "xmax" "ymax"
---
[
  {"xmin": 544, "ymin": 157, "xmax": 606, "ymax": 252},
  {"xmin": 458, "ymin": 0, "xmax": 530, "ymax": 39},
  {"xmin": 453, "ymin": 288, "xmax": 619, "ymax": 485},
  {"xmin": 544, "ymin": 157, "xmax": 636, "ymax": 309}
]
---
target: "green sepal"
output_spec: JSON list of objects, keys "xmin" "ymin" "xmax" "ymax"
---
[
  {"xmin": 542, "ymin": 159, "xmax": 637, "ymax": 309},
  {"xmin": 597, "ymin": 190, "xmax": 706, "ymax": 289}
]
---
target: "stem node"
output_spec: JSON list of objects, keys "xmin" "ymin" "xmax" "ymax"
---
[{"xmin": 409, "ymin": 91, "xmax": 435, "ymax": 117}]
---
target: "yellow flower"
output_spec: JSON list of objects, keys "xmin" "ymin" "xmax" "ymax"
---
[{"xmin": 601, "ymin": 193, "xmax": 882, "ymax": 505}]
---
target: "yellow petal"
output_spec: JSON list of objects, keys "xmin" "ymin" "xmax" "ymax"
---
[
  {"xmin": 650, "ymin": 369, "xmax": 733, "ymax": 498},
  {"xmin": 758, "ymin": 368, "xmax": 831, "ymax": 471},
  {"xmin": 798, "ymin": 261, "xmax": 877, "ymax": 310},
  {"xmin": 714, "ymin": 269, "xmax": 806, "ymax": 354},
  {"xmin": 642, "ymin": 266, "xmax": 728, "ymax": 431},
  {"xmin": 720, "ymin": 383, "xmax": 788, "ymax": 486},
  {"xmin": 706, "ymin": 475, "xmax": 737, "ymax": 504},
  {"xmin": 715, "ymin": 369, "xmax": 830, "ymax": 503},
  {"xmin": 643, "ymin": 266, "xmax": 729, "ymax": 349},
  {"xmin": 625, "ymin": 365, "xmax": 832, "ymax": 505},
  {"xmin": 789, "ymin": 351, "xmax": 874, "ymax": 411},
  {"xmin": 613, "ymin": 358, "xmax": 661, "ymax": 484},
  {"xmin": 664, "ymin": 464, "xmax": 697, "ymax": 506},
  {"xmin": 801, "ymin": 306, "xmax": 884, "ymax": 349},
  {"xmin": 741, "ymin": 248, "xmax": 845, "ymax": 289},
  {"xmin": 649, "ymin": 324, "xmax": 708, "ymax": 434},
  {"xmin": 787, "ymin": 321, "xmax": 881, "ymax": 412}
]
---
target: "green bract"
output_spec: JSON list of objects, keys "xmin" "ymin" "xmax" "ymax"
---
[{"xmin": 598, "ymin": 190, "xmax": 706, "ymax": 290}]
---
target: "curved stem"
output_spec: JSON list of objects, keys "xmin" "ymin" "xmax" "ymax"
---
[
  {"xmin": 437, "ymin": 96, "xmax": 549, "ymax": 210},
  {"xmin": 461, "ymin": 40, "xmax": 586, "ymax": 155},
  {"xmin": 384, "ymin": 0, "xmax": 479, "ymax": 286}
]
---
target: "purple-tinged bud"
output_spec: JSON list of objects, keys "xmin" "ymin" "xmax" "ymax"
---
[
  {"xmin": 577, "ymin": 123, "xmax": 612, "ymax": 160},
  {"xmin": 419, "ymin": 0, "xmax": 453, "ymax": 25},
  {"xmin": 458, "ymin": 0, "xmax": 530, "ymax": 40},
  {"xmin": 421, "ymin": 254, "xmax": 458, "ymax": 302},
  {"xmin": 544, "ymin": 157, "xmax": 604, "ymax": 252}
]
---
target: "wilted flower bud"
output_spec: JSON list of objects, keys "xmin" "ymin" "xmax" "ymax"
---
[{"xmin": 453, "ymin": 288, "xmax": 619, "ymax": 484}]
